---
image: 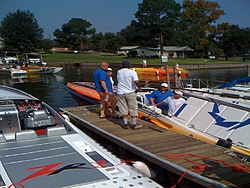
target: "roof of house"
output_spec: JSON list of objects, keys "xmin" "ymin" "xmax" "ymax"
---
[
  {"xmin": 161, "ymin": 46, "xmax": 194, "ymax": 51},
  {"xmin": 119, "ymin": 46, "xmax": 193, "ymax": 51},
  {"xmin": 119, "ymin": 46, "xmax": 139, "ymax": 50}
]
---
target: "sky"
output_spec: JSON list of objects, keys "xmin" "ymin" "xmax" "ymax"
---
[{"xmin": 0, "ymin": 0, "xmax": 250, "ymax": 39}]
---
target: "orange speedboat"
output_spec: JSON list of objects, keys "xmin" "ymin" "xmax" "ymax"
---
[
  {"xmin": 65, "ymin": 82, "xmax": 155, "ymax": 105},
  {"xmin": 132, "ymin": 67, "xmax": 188, "ymax": 77}
]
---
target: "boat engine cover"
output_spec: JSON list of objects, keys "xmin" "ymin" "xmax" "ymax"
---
[{"xmin": 24, "ymin": 109, "xmax": 56, "ymax": 128}]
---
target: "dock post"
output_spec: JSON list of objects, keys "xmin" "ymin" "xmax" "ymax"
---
[
  {"xmin": 248, "ymin": 65, "xmax": 250, "ymax": 76},
  {"xmin": 165, "ymin": 65, "xmax": 170, "ymax": 89},
  {"xmin": 174, "ymin": 65, "xmax": 178, "ymax": 88}
]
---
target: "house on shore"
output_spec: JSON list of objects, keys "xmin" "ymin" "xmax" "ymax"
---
[{"xmin": 118, "ymin": 46, "xmax": 194, "ymax": 58}]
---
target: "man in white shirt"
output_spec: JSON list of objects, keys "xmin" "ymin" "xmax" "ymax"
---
[
  {"xmin": 163, "ymin": 90, "xmax": 185, "ymax": 117},
  {"xmin": 117, "ymin": 60, "xmax": 142, "ymax": 130}
]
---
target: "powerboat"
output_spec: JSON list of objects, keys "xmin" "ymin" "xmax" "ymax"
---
[
  {"xmin": 132, "ymin": 67, "xmax": 189, "ymax": 77},
  {"xmin": 136, "ymin": 93, "xmax": 250, "ymax": 156},
  {"xmin": 65, "ymin": 82, "xmax": 250, "ymax": 156},
  {"xmin": 181, "ymin": 77, "xmax": 250, "ymax": 111},
  {"xmin": 65, "ymin": 82, "xmax": 155, "ymax": 105},
  {"xmin": 0, "ymin": 85, "xmax": 161, "ymax": 188},
  {"xmin": 10, "ymin": 68, "xmax": 28, "ymax": 77},
  {"xmin": 21, "ymin": 66, "xmax": 63, "ymax": 74}
]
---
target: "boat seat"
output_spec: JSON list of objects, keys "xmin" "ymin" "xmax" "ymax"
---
[
  {"xmin": 0, "ymin": 134, "xmax": 6, "ymax": 142},
  {"xmin": 46, "ymin": 126, "xmax": 67, "ymax": 137},
  {"xmin": 145, "ymin": 93, "xmax": 152, "ymax": 105},
  {"xmin": 15, "ymin": 130, "xmax": 38, "ymax": 141}
]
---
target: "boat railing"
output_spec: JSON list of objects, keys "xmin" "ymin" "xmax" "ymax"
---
[{"xmin": 180, "ymin": 78, "xmax": 225, "ymax": 89}]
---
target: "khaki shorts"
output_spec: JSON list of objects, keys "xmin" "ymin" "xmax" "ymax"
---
[
  {"xmin": 98, "ymin": 91, "xmax": 117, "ymax": 103},
  {"xmin": 117, "ymin": 92, "xmax": 138, "ymax": 116}
]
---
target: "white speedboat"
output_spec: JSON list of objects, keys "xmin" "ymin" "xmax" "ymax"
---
[
  {"xmin": 0, "ymin": 85, "xmax": 161, "ymax": 188},
  {"xmin": 181, "ymin": 77, "xmax": 250, "ymax": 111},
  {"xmin": 10, "ymin": 68, "xmax": 28, "ymax": 78},
  {"xmin": 136, "ymin": 93, "xmax": 250, "ymax": 157},
  {"xmin": 21, "ymin": 66, "xmax": 63, "ymax": 74}
]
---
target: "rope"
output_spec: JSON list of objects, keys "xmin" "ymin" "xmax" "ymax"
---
[{"xmin": 166, "ymin": 152, "xmax": 250, "ymax": 188}]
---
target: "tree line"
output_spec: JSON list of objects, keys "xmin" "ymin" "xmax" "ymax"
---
[{"xmin": 0, "ymin": 0, "xmax": 249, "ymax": 60}]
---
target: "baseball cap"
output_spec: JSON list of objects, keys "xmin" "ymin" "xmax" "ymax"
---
[
  {"xmin": 121, "ymin": 60, "xmax": 131, "ymax": 68},
  {"xmin": 161, "ymin": 83, "xmax": 168, "ymax": 88},
  {"xmin": 174, "ymin": 90, "xmax": 183, "ymax": 96},
  {"xmin": 107, "ymin": 68, "xmax": 113, "ymax": 71}
]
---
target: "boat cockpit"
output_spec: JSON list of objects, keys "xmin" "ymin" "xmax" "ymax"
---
[{"xmin": 0, "ymin": 99, "xmax": 68, "ymax": 141}]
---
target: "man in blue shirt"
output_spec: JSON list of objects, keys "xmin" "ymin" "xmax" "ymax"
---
[
  {"xmin": 93, "ymin": 62, "xmax": 117, "ymax": 118},
  {"xmin": 149, "ymin": 83, "xmax": 173, "ymax": 115}
]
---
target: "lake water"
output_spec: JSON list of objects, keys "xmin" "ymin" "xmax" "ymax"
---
[{"xmin": 0, "ymin": 66, "xmax": 248, "ymax": 110}]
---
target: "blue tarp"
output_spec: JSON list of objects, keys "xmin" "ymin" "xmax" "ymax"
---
[{"xmin": 219, "ymin": 76, "xmax": 250, "ymax": 88}]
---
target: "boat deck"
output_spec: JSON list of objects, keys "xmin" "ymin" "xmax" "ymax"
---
[{"xmin": 61, "ymin": 105, "xmax": 250, "ymax": 188}]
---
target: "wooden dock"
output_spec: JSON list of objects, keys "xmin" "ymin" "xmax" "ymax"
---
[{"xmin": 61, "ymin": 105, "xmax": 250, "ymax": 188}]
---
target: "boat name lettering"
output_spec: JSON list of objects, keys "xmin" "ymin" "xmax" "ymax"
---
[{"xmin": 8, "ymin": 162, "xmax": 88, "ymax": 188}]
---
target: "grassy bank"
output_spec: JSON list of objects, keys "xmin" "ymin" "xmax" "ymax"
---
[{"xmin": 43, "ymin": 52, "xmax": 248, "ymax": 66}]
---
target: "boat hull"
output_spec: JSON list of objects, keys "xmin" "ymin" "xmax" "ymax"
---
[
  {"xmin": 21, "ymin": 66, "xmax": 63, "ymax": 74},
  {"xmin": 133, "ymin": 67, "xmax": 189, "ymax": 77},
  {"xmin": 0, "ymin": 85, "xmax": 161, "ymax": 188}
]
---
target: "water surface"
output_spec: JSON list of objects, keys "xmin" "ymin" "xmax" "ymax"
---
[{"xmin": 0, "ymin": 66, "xmax": 247, "ymax": 110}]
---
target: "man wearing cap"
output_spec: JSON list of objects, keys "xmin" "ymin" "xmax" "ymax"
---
[
  {"xmin": 150, "ymin": 82, "xmax": 173, "ymax": 114},
  {"xmin": 162, "ymin": 89, "xmax": 185, "ymax": 117},
  {"xmin": 117, "ymin": 60, "xmax": 142, "ymax": 130},
  {"xmin": 93, "ymin": 62, "xmax": 117, "ymax": 118}
]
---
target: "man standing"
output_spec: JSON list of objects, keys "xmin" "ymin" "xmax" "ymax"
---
[
  {"xmin": 141, "ymin": 58, "xmax": 147, "ymax": 68},
  {"xmin": 150, "ymin": 83, "xmax": 173, "ymax": 115},
  {"xmin": 117, "ymin": 60, "xmax": 142, "ymax": 130},
  {"xmin": 93, "ymin": 62, "xmax": 117, "ymax": 118}
]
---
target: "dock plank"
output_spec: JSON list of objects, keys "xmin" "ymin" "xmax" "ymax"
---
[{"xmin": 61, "ymin": 105, "xmax": 250, "ymax": 188}]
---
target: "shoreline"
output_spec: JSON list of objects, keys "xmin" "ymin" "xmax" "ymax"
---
[{"xmin": 48, "ymin": 61, "xmax": 249, "ymax": 70}]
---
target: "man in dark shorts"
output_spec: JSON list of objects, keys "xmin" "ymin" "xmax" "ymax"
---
[{"xmin": 93, "ymin": 62, "xmax": 117, "ymax": 118}]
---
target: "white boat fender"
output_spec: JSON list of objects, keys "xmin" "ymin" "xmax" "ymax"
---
[
  {"xmin": 61, "ymin": 114, "xmax": 70, "ymax": 121},
  {"xmin": 132, "ymin": 161, "xmax": 156, "ymax": 178}
]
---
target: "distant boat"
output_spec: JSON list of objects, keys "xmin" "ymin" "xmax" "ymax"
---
[
  {"xmin": 0, "ymin": 67, "xmax": 28, "ymax": 77},
  {"xmin": 21, "ymin": 66, "xmax": 63, "ymax": 74},
  {"xmin": 132, "ymin": 67, "xmax": 189, "ymax": 77},
  {"xmin": 10, "ymin": 67, "xmax": 28, "ymax": 77}
]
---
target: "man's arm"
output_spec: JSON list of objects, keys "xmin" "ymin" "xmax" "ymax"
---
[
  {"xmin": 134, "ymin": 80, "xmax": 141, "ymax": 90},
  {"xmin": 100, "ymin": 80, "xmax": 109, "ymax": 94}
]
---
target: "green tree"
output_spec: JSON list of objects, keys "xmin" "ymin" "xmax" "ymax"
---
[
  {"xmin": 103, "ymin": 32, "xmax": 125, "ymax": 54},
  {"xmin": 39, "ymin": 39, "xmax": 55, "ymax": 53},
  {"xmin": 217, "ymin": 24, "xmax": 250, "ymax": 61},
  {"xmin": 119, "ymin": 0, "xmax": 182, "ymax": 47},
  {"xmin": 53, "ymin": 18, "xmax": 96, "ymax": 51},
  {"xmin": 89, "ymin": 32, "xmax": 104, "ymax": 52},
  {"xmin": 0, "ymin": 9, "xmax": 43, "ymax": 52},
  {"xmin": 120, "ymin": 20, "xmax": 153, "ymax": 46},
  {"xmin": 181, "ymin": 0, "xmax": 225, "ymax": 56}
]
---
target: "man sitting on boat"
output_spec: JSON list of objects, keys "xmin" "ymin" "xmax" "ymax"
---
[
  {"xmin": 149, "ymin": 83, "xmax": 173, "ymax": 115},
  {"xmin": 162, "ymin": 90, "xmax": 185, "ymax": 117}
]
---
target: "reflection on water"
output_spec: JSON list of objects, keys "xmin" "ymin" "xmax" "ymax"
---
[{"xmin": 0, "ymin": 66, "xmax": 248, "ymax": 110}]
